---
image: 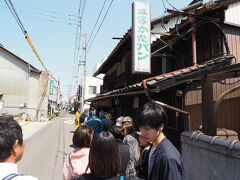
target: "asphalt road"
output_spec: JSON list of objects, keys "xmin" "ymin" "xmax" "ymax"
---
[{"xmin": 18, "ymin": 111, "xmax": 75, "ymax": 180}]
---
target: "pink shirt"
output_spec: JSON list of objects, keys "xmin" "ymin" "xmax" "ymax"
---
[{"xmin": 63, "ymin": 148, "xmax": 90, "ymax": 180}]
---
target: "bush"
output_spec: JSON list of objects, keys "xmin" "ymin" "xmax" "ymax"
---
[{"xmin": 48, "ymin": 112, "xmax": 58, "ymax": 120}]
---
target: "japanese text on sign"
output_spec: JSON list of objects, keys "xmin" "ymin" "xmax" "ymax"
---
[
  {"xmin": 132, "ymin": 1, "xmax": 151, "ymax": 74},
  {"xmin": 49, "ymin": 80, "xmax": 54, "ymax": 95}
]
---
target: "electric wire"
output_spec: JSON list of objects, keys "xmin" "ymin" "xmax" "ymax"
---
[
  {"xmin": 165, "ymin": 0, "xmax": 178, "ymax": 11},
  {"xmin": 4, "ymin": 0, "xmax": 57, "ymax": 81},
  {"xmin": 75, "ymin": 0, "xmax": 113, "ymax": 80},
  {"xmin": 72, "ymin": 0, "xmax": 87, "ymax": 80},
  {"xmin": 5, "ymin": 0, "xmax": 25, "ymax": 34},
  {"xmin": 72, "ymin": 0, "xmax": 83, "ymax": 78},
  {"xmin": 0, "ymin": 1, "xmax": 77, "ymax": 17},
  {"xmin": 87, "ymin": 0, "xmax": 107, "ymax": 46},
  {"xmin": 86, "ymin": 0, "xmax": 114, "ymax": 54},
  {"xmin": 0, "ymin": 3, "xmax": 78, "ymax": 22},
  {"xmin": 0, "ymin": 9, "xmax": 78, "ymax": 25}
]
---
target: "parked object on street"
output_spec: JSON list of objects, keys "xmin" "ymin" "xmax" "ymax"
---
[
  {"xmin": 0, "ymin": 117, "xmax": 38, "ymax": 180},
  {"xmin": 63, "ymin": 125, "xmax": 93, "ymax": 180}
]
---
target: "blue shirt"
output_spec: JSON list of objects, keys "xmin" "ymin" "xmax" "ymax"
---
[{"xmin": 85, "ymin": 116, "xmax": 101, "ymax": 135}]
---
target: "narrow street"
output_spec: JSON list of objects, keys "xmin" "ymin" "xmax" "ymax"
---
[{"xmin": 17, "ymin": 111, "xmax": 75, "ymax": 180}]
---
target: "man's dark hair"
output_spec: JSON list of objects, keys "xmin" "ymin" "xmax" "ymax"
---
[
  {"xmin": 110, "ymin": 126, "xmax": 124, "ymax": 141},
  {"xmin": 89, "ymin": 131, "xmax": 120, "ymax": 178},
  {"xmin": 138, "ymin": 102, "xmax": 168, "ymax": 130},
  {"xmin": 72, "ymin": 125, "xmax": 93, "ymax": 148},
  {"xmin": 109, "ymin": 108, "xmax": 118, "ymax": 118},
  {"xmin": 0, "ymin": 117, "xmax": 23, "ymax": 162}
]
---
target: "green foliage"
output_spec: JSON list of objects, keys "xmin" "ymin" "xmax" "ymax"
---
[{"xmin": 47, "ymin": 112, "xmax": 59, "ymax": 120}]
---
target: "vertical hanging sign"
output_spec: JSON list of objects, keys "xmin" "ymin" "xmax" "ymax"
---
[
  {"xmin": 132, "ymin": 1, "xmax": 151, "ymax": 74},
  {"xmin": 49, "ymin": 79, "xmax": 54, "ymax": 95}
]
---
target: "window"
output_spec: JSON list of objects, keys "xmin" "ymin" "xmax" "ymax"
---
[{"xmin": 89, "ymin": 86, "xmax": 97, "ymax": 94}]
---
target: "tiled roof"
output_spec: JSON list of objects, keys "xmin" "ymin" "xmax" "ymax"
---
[{"xmin": 85, "ymin": 55, "xmax": 234, "ymax": 102}]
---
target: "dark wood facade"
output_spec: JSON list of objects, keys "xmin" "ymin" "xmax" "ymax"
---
[{"xmin": 91, "ymin": 1, "xmax": 240, "ymax": 149}]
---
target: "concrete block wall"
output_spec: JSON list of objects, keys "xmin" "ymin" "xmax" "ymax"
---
[
  {"xmin": 181, "ymin": 131, "xmax": 240, "ymax": 180},
  {"xmin": 0, "ymin": 49, "xmax": 40, "ymax": 119}
]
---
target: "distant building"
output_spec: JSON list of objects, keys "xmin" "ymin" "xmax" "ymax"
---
[
  {"xmin": 80, "ymin": 76, "xmax": 103, "ymax": 111},
  {"xmin": 0, "ymin": 46, "xmax": 60, "ymax": 120}
]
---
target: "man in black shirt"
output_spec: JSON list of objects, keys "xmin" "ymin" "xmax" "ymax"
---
[{"xmin": 138, "ymin": 102, "xmax": 186, "ymax": 180}]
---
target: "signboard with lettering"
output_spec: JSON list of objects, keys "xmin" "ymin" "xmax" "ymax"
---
[
  {"xmin": 49, "ymin": 79, "xmax": 54, "ymax": 95},
  {"xmin": 132, "ymin": 1, "xmax": 151, "ymax": 74}
]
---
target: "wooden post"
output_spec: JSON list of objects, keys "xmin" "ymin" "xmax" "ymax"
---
[{"xmin": 202, "ymin": 74, "xmax": 216, "ymax": 136}]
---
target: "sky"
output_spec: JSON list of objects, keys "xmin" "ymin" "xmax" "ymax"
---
[{"xmin": 0, "ymin": 0, "xmax": 198, "ymax": 99}]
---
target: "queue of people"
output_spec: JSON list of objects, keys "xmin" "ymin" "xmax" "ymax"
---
[
  {"xmin": 67, "ymin": 102, "xmax": 186, "ymax": 180},
  {"xmin": 0, "ymin": 102, "xmax": 186, "ymax": 180}
]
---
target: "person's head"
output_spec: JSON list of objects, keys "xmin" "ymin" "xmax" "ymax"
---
[
  {"xmin": 77, "ymin": 107, "xmax": 81, "ymax": 113},
  {"xmin": 122, "ymin": 122, "xmax": 134, "ymax": 135},
  {"xmin": 122, "ymin": 116, "xmax": 134, "ymax": 135},
  {"xmin": 115, "ymin": 116, "xmax": 124, "ymax": 127},
  {"xmin": 137, "ymin": 132, "xmax": 149, "ymax": 148},
  {"xmin": 0, "ymin": 117, "xmax": 24, "ymax": 163},
  {"xmin": 72, "ymin": 125, "xmax": 94, "ymax": 149},
  {"xmin": 105, "ymin": 112, "xmax": 112, "ymax": 120},
  {"xmin": 137, "ymin": 102, "xmax": 168, "ymax": 143},
  {"xmin": 110, "ymin": 126, "xmax": 124, "ymax": 141},
  {"xmin": 105, "ymin": 108, "xmax": 118, "ymax": 120},
  {"xmin": 88, "ymin": 131, "xmax": 120, "ymax": 178},
  {"xmin": 89, "ymin": 107, "xmax": 96, "ymax": 117}
]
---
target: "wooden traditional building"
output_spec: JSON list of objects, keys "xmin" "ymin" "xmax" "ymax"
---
[{"xmin": 86, "ymin": 0, "xmax": 240, "ymax": 149}]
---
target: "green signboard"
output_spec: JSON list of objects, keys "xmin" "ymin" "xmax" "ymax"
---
[{"xmin": 49, "ymin": 80, "xmax": 54, "ymax": 95}]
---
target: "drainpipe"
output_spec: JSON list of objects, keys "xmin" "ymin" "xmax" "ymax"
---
[
  {"xmin": 214, "ymin": 84, "xmax": 240, "ymax": 127},
  {"xmin": 154, "ymin": 100, "xmax": 191, "ymax": 131},
  {"xmin": 189, "ymin": 17, "xmax": 197, "ymax": 65}
]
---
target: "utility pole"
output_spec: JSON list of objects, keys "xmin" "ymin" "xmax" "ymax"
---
[{"xmin": 81, "ymin": 33, "xmax": 87, "ymax": 112}]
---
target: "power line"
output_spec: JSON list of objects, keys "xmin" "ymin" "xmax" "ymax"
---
[
  {"xmin": 0, "ymin": 5, "xmax": 78, "ymax": 24},
  {"xmin": 0, "ymin": 1, "xmax": 77, "ymax": 17},
  {"xmin": 4, "ymin": 0, "xmax": 57, "ymax": 81},
  {"xmin": 87, "ymin": 0, "xmax": 107, "ymax": 45},
  {"xmin": 72, "ymin": 0, "xmax": 87, "ymax": 79},
  {"xmin": 72, "ymin": 0, "xmax": 84, "ymax": 78},
  {"xmin": 74, "ymin": 0, "xmax": 113, "ymax": 80},
  {"xmin": 74, "ymin": 0, "xmax": 107, "ymax": 78},
  {"xmin": 86, "ymin": 0, "xmax": 114, "ymax": 54},
  {"xmin": 0, "ymin": 8, "xmax": 78, "ymax": 26},
  {"xmin": 165, "ymin": 0, "xmax": 178, "ymax": 11}
]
